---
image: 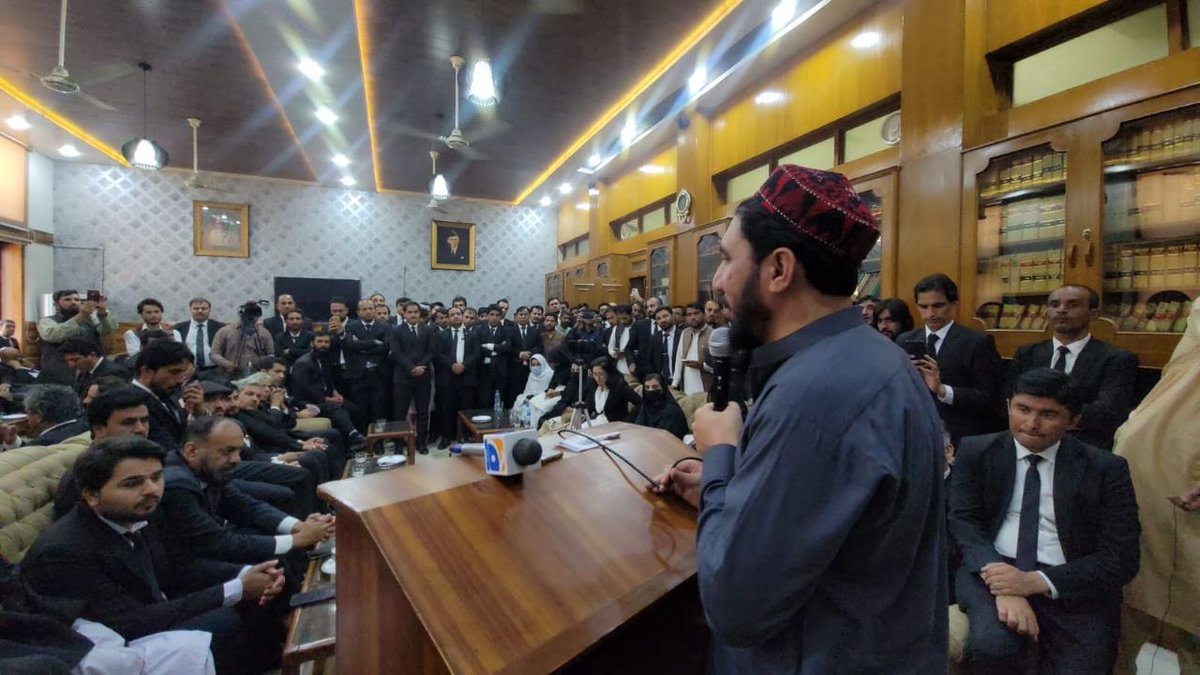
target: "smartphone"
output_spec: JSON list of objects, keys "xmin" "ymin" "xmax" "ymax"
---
[
  {"xmin": 86, "ymin": 289, "xmax": 101, "ymax": 303},
  {"xmin": 289, "ymin": 585, "xmax": 336, "ymax": 608},
  {"xmin": 901, "ymin": 339, "xmax": 928, "ymax": 361}
]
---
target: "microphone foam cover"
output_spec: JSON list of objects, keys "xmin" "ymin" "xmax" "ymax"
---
[
  {"xmin": 512, "ymin": 437, "xmax": 543, "ymax": 466},
  {"xmin": 709, "ymin": 326, "xmax": 732, "ymax": 359}
]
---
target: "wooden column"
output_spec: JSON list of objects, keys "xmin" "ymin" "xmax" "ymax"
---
[{"xmin": 896, "ymin": 0, "xmax": 968, "ymax": 302}]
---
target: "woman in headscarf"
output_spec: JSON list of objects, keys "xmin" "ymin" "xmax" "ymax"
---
[
  {"xmin": 633, "ymin": 372, "xmax": 689, "ymax": 439},
  {"xmin": 519, "ymin": 354, "xmax": 560, "ymax": 424}
]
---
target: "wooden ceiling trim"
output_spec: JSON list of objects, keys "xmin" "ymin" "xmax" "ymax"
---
[{"xmin": 0, "ymin": 77, "xmax": 127, "ymax": 166}]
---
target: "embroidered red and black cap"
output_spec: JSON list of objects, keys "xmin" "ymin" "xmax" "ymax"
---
[{"xmin": 754, "ymin": 164, "xmax": 879, "ymax": 264}]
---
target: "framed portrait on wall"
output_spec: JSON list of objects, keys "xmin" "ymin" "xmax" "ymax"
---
[
  {"xmin": 193, "ymin": 201, "xmax": 249, "ymax": 258},
  {"xmin": 431, "ymin": 220, "xmax": 475, "ymax": 271}
]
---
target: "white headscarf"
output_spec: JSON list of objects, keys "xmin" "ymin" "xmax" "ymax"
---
[{"xmin": 521, "ymin": 354, "xmax": 554, "ymax": 399}]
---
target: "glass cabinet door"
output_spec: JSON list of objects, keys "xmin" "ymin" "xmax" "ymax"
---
[
  {"xmin": 1101, "ymin": 105, "xmax": 1200, "ymax": 333},
  {"xmin": 650, "ymin": 246, "xmax": 670, "ymax": 303},
  {"xmin": 854, "ymin": 189, "xmax": 884, "ymax": 300},
  {"xmin": 974, "ymin": 144, "xmax": 1068, "ymax": 329},
  {"xmin": 697, "ymin": 233, "xmax": 721, "ymax": 303}
]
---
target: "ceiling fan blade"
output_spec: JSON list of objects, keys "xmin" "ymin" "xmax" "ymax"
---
[
  {"xmin": 466, "ymin": 118, "xmax": 512, "ymax": 144},
  {"xmin": 75, "ymin": 62, "xmax": 136, "ymax": 87},
  {"xmin": 457, "ymin": 145, "xmax": 488, "ymax": 161},
  {"xmin": 385, "ymin": 122, "xmax": 443, "ymax": 142},
  {"xmin": 75, "ymin": 89, "xmax": 116, "ymax": 111}
]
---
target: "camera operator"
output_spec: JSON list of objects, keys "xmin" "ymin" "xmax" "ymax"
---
[{"xmin": 211, "ymin": 301, "xmax": 274, "ymax": 378}]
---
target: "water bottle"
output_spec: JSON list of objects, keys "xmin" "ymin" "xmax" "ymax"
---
[
  {"xmin": 522, "ymin": 399, "xmax": 533, "ymax": 429},
  {"xmin": 493, "ymin": 389, "xmax": 503, "ymax": 424}
]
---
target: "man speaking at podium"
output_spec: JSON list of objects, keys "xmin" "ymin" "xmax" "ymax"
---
[{"xmin": 657, "ymin": 165, "xmax": 948, "ymax": 673}]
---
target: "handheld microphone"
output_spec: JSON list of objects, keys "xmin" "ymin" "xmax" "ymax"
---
[
  {"xmin": 708, "ymin": 326, "xmax": 732, "ymax": 412},
  {"xmin": 450, "ymin": 442, "xmax": 485, "ymax": 456},
  {"xmin": 484, "ymin": 429, "xmax": 543, "ymax": 477}
]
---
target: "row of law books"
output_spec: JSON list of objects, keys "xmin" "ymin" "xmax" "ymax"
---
[{"xmin": 1104, "ymin": 299, "xmax": 1193, "ymax": 333}]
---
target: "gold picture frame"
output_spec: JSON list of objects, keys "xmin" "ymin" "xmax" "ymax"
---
[
  {"xmin": 431, "ymin": 220, "xmax": 475, "ymax": 271},
  {"xmin": 193, "ymin": 200, "xmax": 249, "ymax": 258}
]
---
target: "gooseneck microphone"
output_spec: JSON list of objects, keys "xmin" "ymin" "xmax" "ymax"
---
[{"xmin": 708, "ymin": 326, "xmax": 732, "ymax": 412}]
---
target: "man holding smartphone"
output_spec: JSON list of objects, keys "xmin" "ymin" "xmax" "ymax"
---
[{"xmin": 37, "ymin": 289, "xmax": 119, "ymax": 385}]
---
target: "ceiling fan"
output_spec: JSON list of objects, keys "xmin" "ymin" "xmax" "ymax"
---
[
  {"xmin": 388, "ymin": 56, "xmax": 510, "ymax": 160},
  {"xmin": 0, "ymin": 0, "xmax": 132, "ymax": 111},
  {"xmin": 184, "ymin": 118, "xmax": 232, "ymax": 192}
]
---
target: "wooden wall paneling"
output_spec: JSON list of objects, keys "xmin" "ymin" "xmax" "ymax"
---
[
  {"xmin": 604, "ymin": 146, "xmax": 679, "ymax": 226},
  {"xmin": 711, "ymin": 74, "xmax": 787, "ymax": 174},
  {"xmin": 557, "ymin": 202, "xmax": 589, "ymax": 245},
  {"xmin": 0, "ymin": 139, "xmax": 27, "ymax": 228},
  {"xmin": 675, "ymin": 113, "xmax": 720, "ymax": 225},
  {"xmin": 1060, "ymin": 119, "xmax": 1105, "ymax": 291},
  {"xmin": 985, "ymin": 0, "xmax": 1133, "ymax": 54},
  {"xmin": 1, "ymin": 244, "xmax": 24, "ymax": 328},
  {"xmin": 962, "ymin": 0, "xmax": 1008, "ymax": 149},
  {"xmin": 673, "ymin": 229, "xmax": 697, "ymax": 305},
  {"xmin": 897, "ymin": 0, "xmax": 966, "ymax": 310}
]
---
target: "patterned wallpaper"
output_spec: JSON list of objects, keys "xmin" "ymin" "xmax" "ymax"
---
[{"xmin": 52, "ymin": 163, "xmax": 557, "ymax": 322}]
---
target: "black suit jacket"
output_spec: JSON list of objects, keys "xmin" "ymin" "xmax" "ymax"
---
[
  {"xmin": 476, "ymin": 323, "xmax": 512, "ymax": 378},
  {"xmin": 542, "ymin": 378, "xmax": 642, "ymax": 425},
  {"xmin": 434, "ymin": 327, "xmax": 481, "ymax": 387},
  {"xmin": 510, "ymin": 323, "xmax": 541, "ymax": 358},
  {"xmin": 132, "ymin": 383, "xmax": 188, "ymax": 451},
  {"xmin": 341, "ymin": 320, "xmax": 390, "ymax": 379},
  {"xmin": 175, "ymin": 319, "xmax": 226, "ymax": 347},
  {"xmin": 291, "ymin": 351, "xmax": 335, "ymax": 405},
  {"xmin": 949, "ymin": 432, "xmax": 1140, "ymax": 606},
  {"xmin": 648, "ymin": 326, "xmax": 683, "ymax": 380},
  {"xmin": 234, "ymin": 409, "xmax": 304, "ymax": 453},
  {"xmin": 898, "ymin": 323, "xmax": 1005, "ymax": 445},
  {"xmin": 74, "ymin": 357, "xmax": 130, "ymax": 399},
  {"xmin": 274, "ymin": 329, "xmax": 315, "ymax": 364},
  {"xmin": 0, "ymin": 336, "xmax": 19, "ymax": 351},
  {"xmin": 27, "ymin": 419, "xmax": 90, "ymax": 447},
  {"xmin": 160, "ymin": 451, "xmax": 289, "ymax": 563},
  {"xmin": 388, "ymin": 322, "xmax": 434, "ymax": 383},
  {"xmin": 1008, "ymin": 337, "xmax": 1138, "ymax": 450},
  {"xmin": 626, "ymin": 318, "xmax": 657, "ymax": 378},
  {"xmin": 19, "ymin": 505, "xmax": 239, "ymax": 640}
]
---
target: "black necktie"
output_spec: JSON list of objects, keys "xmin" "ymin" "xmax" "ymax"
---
[
  {"xmin": 1053, "ymin": 346, "xmax": 1070, "ymax": 372},
  {"xmin": 194, "ymin": 323, "xmax": 206, "ymax": 368},
  {"xmin": 1015, "ymin": 455, "xmax": 1044, "ymax": 571},
  {"xmin": 926, "ymin": 332, "xmax": 940, "ymax": 358},
  {"xmin": 123, "ymin": 530, "xmax": 164, "ymax": 601}
]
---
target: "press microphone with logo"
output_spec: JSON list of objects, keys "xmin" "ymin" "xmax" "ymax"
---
[
  {"xmin": 708, "ymin": 326, "xmax": 733, "ymax": 412},
  {"xmin": 483, "ymin": 429, "xmax": 543, "ymax": 477}
]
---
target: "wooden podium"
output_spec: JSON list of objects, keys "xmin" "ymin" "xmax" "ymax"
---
[{"xmin": 318, "ymin": 422, "xmax": 701, "ymax": 674}]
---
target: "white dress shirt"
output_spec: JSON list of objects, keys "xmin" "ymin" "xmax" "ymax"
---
[
  {"xmin": 593, "ymin": 386, "xmax": 610, "ymax": 416},
  {"xmin": 452, "ymin": 327, "xmax": 465, "ymax": 363},
  {"xmin": 187, "ymin": 320, "xmax": 214, "ymax": 366},
  {"xmin": 124, "ymin": 324, "xmax": 183, "ymax": 356},
  {"xmin": 1050, "ymin": 334, "xmax": 1091, "ymax": 374},
  {"xmin": 992, "ymin": 439, "xmax": 1065, "ymax": 598},
  {"xmin": 925, "ymin": 321, "xmax": 956, "ymax": 405}
]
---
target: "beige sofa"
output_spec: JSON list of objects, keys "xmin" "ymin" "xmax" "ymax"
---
[{"xmin": 0, "ymin": 431, "xmax": 91, "ymax": 563}]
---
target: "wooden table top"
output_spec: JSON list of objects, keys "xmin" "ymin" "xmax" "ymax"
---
[{"xmin": 319, "ymin": 422, "xmax": 698, "ymax": 674}]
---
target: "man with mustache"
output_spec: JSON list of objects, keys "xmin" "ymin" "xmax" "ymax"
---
[
  {"xmin": 655, "ymin": 165, "xmax": 947, "ymax": 673},
  {"xmin": 36, "ymin": 289, "xmax": 119, "ymax": 385}
]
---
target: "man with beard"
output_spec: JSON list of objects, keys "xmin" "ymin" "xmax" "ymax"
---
[
  {"xmin": 131, "ymin": 341, "xmax": 205, "ymax": 451},
  {"xmin": 654, "ymin": 165, "xmax": 947, "ymax": 672},
  {"xmin": 263, "ymin": 294, "xmax": 312, "ymax": 337},
  {"xmin": 159, "ymin": 416, "xmax": 334, "ymax": 575},
  {"xmin": 671, "ymin": 303, "xmax": 712, "ymax": 395},
  {"xmin": 872, "ymin": 297, "xmax": 915, "ymax": 342},
  {"xmin": 123, "ymin": 298, "xmax": 183, "ymax": 357},
  {"xmin": 291, "ymin": 333, "xmax": 363, "ymax": 446},
  {"xmin": 626, "ymin": 296, "xmax": 662, "ymax": 381},
  {"xmin": 22, "ymin": 435, "xmax": 288, "ymax": 675},
  {"xmin": 36, "ymin": 290, "xmax": 119, "ymax": 385},
  {"xmin": 274, "ymin": 309, "xmax": 315, "ymax": 365}
]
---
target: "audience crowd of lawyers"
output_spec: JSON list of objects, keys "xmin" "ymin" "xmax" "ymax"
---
[{"xmin": 0, "ymin": 263, "xmax": 1157, "ymax": 672}]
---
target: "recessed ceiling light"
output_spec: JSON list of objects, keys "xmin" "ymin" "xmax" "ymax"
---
[
  {"xmin": 620, "ymin": 119, "xmax": 637, "ymax": 147},
  {"xmin": 576, "ymin": 202, "xmax": 591, "ymax": 211},
  {"xmin": 850, "ymin": 31, "xmax": 881, "ymax": 49},
  {"xmin": 298, "ymin": 58, "xmax": 325, "ymax": 81},
  {"xmin": 771, "ymin": 0, "xmax": 797, "ymax": 31},
  {"xmin": 538, "ymin": 196, "xmax": 552, "ymax": 207},
  {"xmin": 58, "ymin": 144, "xmax": 81, "ymax": 158},
  {"xmin": 587, "ymin": 153, "xmax": 602, "ymax": 168},
  {"xmin": 339, "ymin": 175, "xmax": 356, "ymax": 187},
  {"xmin": 588, "ymin": 187, "xmax": 599, "ymax": 196},
  {"xmin": 638, "ymin": 165, "xmax": 666, "ymax": 175},
  {"xmin": 315, "ymin": 107, "xmax": 338, "ymax": 125},
  {"xmin": 688, "ymin": 66, "xmax": 707, "ymax": 94},
  {"xmin": 5, "ymin": 114, "xmax": 31, "ymax": 131},
  {"xmin": 557, "ymin": 182, "xmax": 573, "ymax": 195},
  {"xmin": 755, "ymin": 91, "xmax": 785, "ymax": 105},
  {"xmin": 332, "ymin": 153, "xmax": 350, "ymax": 167}
]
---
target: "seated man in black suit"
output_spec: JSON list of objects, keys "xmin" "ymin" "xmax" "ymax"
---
[
  {"xmin": 290, "ymin": 333, "xmax": 364, "ymax": 447},
  {"xmin": 23, "ymin": 384, "xmax": 89, "ymax": 446},
  {"xmin": 131, "ymin": 340, "xmax": 205, "ymax": 451},
  {"xmin": 950, "ymin": 368, "xmax": 1140, "ymax": 674},
  {"xmin": 22, "ymin": 436, "xmax": 287, "ymax": 675},
  {"xmin": 899, "ymin": 273, "xmax": 1005, "ymax": 445},
  {"xmin": 434, "ymin": 306, "xmax": 480, "ymax": 448},
  {"xmin": 159, "ymin": 416, "xmax": 334, "ymax": 572},
  {"xmin": 1008, "ymin": 285, "xmax": 1138, "ymax": 450},
  {"xmin": 273, "ymin": 309, "xmax": 315, "ymax": 365},
  {"xmin": 61, "ymin": 336, "xmax": 130, "ymax": 400},
  {"xmin": 231, "ymin": 382, "xmax": 338, "ymax": 484}
]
